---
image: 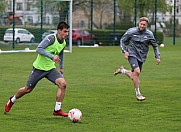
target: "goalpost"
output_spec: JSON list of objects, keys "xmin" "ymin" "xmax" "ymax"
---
[
  {"xmin": 64, "ymin": 0, "xmax": 73, "ymax": 53},
  {"xmin": 0, "ymin": 0, "xmax": 73, "ymax": 54}
]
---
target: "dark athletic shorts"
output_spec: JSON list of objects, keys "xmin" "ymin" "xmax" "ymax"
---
[
  {"xmin": 128, "ymin": 56, "xmax": 143, "ymax": 72},
  {"xmin": 26, "ymin": 67, "xmax": 63, "ymax": 89}
]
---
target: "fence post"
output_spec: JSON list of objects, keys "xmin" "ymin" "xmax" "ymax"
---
[
  {"xmin": 41, "ymin": 0, "xmax": 43, "ymax": 31},
  {"xmin": 173, "ymin": 0, "xmax": 176, "ymax": 45},
  {"xmin": 134, "ymin": 0, "xmax": 137, "ymax": 27},
  {"xmin": 12, "ymin": 0, "xmax": 15, "ymax": 49},
  {"xmin": 113, "ymin": 0, "xmax": 116, "ymax": 46},
  {"xmin": 90, "ymin": 0, "xmax": 93, "ymax": 45},
  {"xmin": 154, "ymin": 0, "xmax": 157, "ymax": 40}
]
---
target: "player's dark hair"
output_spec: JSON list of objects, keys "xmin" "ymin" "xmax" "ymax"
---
[{"xmin": 57, "ymin": 21, "xmax": 70, "ymax": 30}]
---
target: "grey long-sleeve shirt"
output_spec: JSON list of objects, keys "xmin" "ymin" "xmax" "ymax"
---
[
  {"xmin": 120, "ymin": 27, "xmax": 160, "ymax": 62},
  {"xmin": 36, "ymin": 34, "xmax": 64, "ymax": 69}
]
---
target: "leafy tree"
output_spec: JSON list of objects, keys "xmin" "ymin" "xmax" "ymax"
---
[
  {"xmin": 94, "ymin": 0, "xmax": 113, "ymax": 29},
  {"xmin": 34, "ymin": 0, "xmax": 69, "ymax": 25},
  {"xmin": 73, "ymin": 0, "xmax": 98, "ymax": 29},
  {"xmin": 0, "ymin": 1, "xmax": 6, "ymax": 25},
  {"xmin": 0, "ymin": 1, "xmax": 5, "ymax": 13},
  {"xmin": 34, "ymin": 0, "xmax": 169, "ymax": 29},
  {"xmin": 117, "ymin": 0, "xmax": 169, "ymax": 24},
  {"xmin": 116, "ymin": 0, "xmax": 134, "ymax": 28},
  {"xmin": 73, "ymin": 0, "xmax": 114, "ymax": 29}
]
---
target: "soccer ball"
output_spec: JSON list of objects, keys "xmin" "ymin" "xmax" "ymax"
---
[
  {"xmin": 160, "ymin": 44, "xmax": 165, "ymax": 48},
  {"xmin": 68, "ymin": 108, "xmax": 82, "ymax": 123}
]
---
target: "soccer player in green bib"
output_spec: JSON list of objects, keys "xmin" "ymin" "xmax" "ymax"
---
[{"xmin": 5, "ymin": 21, "xmax": 69, "ymax": 117}]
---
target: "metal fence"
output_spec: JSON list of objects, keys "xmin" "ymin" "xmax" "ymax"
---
[
  {"xmin": 0, "ymin": 0, "xmax": 180, "ymax": 51},
  {"xmin": 0, "ymin": 0, "xmax": 72, "ymax": 52}
]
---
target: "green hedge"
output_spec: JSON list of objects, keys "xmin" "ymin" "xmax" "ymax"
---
[
  {"xmin": 92, "ymin": 30, "xmax": 164, "ymax": 46},
  {"xmin": 0, "ymin": 27, "xmax": 6, "ymax": 41},
  {"xmin": 154, "ymin": 31, "xmax": 164, "ymax": 44},
  {"xmin": 91, "ymin": 30, "xmax": 125, "ymax": 46},
  {"xmin": 0, "ymin": 27, "xmax": 164, "ymax": 45}
]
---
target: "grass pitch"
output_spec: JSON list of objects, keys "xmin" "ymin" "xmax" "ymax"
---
[{"xmin": 0, "ymin": 45, "xmax": 181, "ymax": 132}]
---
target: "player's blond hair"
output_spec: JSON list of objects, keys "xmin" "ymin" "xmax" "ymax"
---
[{"xmin": 139, "ymin": 17, "xmax": 149, "ymax": 23}]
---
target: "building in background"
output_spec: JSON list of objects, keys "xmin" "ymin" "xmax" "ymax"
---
[
  {"xmin": 2, "ymin": 0, "xmax": 181, "ymax": 27},
  {"xmin": 4, "ymin": 0, "xmax": 38, "ymax": 25},
  {"xmin": 164, "ymin": 0, "xmax": 181, "ymax": 24}
]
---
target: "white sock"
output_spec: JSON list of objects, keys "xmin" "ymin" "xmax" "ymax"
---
[
  {"xmin": 54, "ymin": 102, "xmax": 62, "ymax": 111},
  {"xmin": 11, "ymin": 95, "xmax": 16, "ymax": 103},
  {"xmin": 120, "ymin": 68, "xmax": 126, "ymax": 74},
  {"xmin": 135, "ymin": 88, "xmax": 141, "ymax": 96}
]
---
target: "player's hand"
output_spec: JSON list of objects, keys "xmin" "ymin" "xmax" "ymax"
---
[
  {"xmin": 156, "ymin": 58, "xmax": 160, "ymax": 65},
  {"xmin": 60, "ymin": 69, "xmax": 64, "ymax": 74},
  {"xmin": 53, "ymin": 56, "xmax": 60, "ymax": 63},
  {"xmin": 124, "ymin": 52, "xmax": 129, "ymax": 60}
]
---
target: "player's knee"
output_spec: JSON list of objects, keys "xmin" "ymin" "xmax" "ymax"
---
[
  {"xmin": 135, "ymin": 71, "xmax": 140, "ymax": 76},
  {"xmin": 56, "ymin": 79, "xmax": 66, "ymax": 89},
  {"xmin": 61, "ymin": 81, "xmax": 67, "ymax": 89},
  {"xmin": 134, "ymin": 68, "xmax": 141, "ymax": 76}
]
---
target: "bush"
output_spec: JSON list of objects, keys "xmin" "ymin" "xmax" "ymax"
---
[
  {"xmin": 91, "ymin": 30, "xmax": 125, "ymax": 46},
  {"xmin": 0, "ymin": 27, "xmax": 164, "ymax": 45},
  {"xmin": 91, "ymin": 29, "xmax": 164, "ymax": 46},
  {"xmin": 0, "ymin": 27, "xmax": 7, "ymax": 41},
  {"xmin": 154, "ymin": 31, "xmax": 164, "ymax": 44}
]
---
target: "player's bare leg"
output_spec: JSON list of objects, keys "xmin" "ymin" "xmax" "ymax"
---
[
  {"xmin": 114, "ymin": 66, "xmax": 145, "ymax": 101},
  {"xmin": 53, "ymin": 78, "xmax": 68, "ymax": 117},
  {"xmin": 130, "ymin": 67, "xmax": 145, "ymax": 101},
  {"xmin": 16, "ymin": 86, "xmax": 33, "ymax": 98},
  {"xmin": 4, "ymin": 86, "xmax": 33, "ymax": 113}
]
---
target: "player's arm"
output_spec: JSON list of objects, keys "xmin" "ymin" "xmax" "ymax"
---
[
  {"xmin": 120, "ymin": 31, "xmax": 130, "ymax": 59},
  {"xmin": 36, "ymin": 35, "xmax": 55, "ymax": 60},
  {"xmin": 149, "ymin": 33, "xmax": 161, "ymax": 64}
]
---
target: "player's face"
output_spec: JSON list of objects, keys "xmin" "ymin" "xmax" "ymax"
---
[
  {"xmin": 58, "ymin": 28, "xmax": 69, "ymax": 40},
  {"xmin": 138, "ymin": 21, "xmax": 148, "ymax": 31}
]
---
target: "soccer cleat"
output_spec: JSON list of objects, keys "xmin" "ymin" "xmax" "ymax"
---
[
  {"xmin": 5, "ymin": 96, "xmax": 14, "ymax": 113},
  {"xmin": 136, "ymin": 94, "xmax": 146, "ymax": 101},
  {"xmin": 53, "ymin": 109, "xmax": 68, "ymax": 117},
  {"xmin": 114, "ymin": 66, "xmax": 124, "ymax": 76}
]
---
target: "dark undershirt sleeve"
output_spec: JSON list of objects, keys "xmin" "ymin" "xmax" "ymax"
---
[{"xmin": 36, "ymin": 35, "xmax": 55, "ymax": 60}]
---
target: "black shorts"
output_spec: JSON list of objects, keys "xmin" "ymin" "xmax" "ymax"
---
[
  {"xmin": 26, "ymin": 67, "xmax": 64, "ymax": 88},
  {"xmin": 128, "ymin": 56, "xmax": 143, "ymax": 72}
]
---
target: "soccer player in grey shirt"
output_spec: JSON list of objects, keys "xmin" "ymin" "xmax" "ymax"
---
[{"xmin": 114, "ymin": 17, "xmax": 161, "ymax": 101}]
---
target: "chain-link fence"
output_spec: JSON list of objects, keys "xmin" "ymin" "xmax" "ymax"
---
[
  {"xmin": 0, "ymin": 0, "xmax": 180, "ymax": 51},
  {"xmin": 0, "ymin": 0, "xmax": 72, "ymax": 52},
  {"xmin": 72, "ymin": 0, "xmax": 180, "ymax": 46}
]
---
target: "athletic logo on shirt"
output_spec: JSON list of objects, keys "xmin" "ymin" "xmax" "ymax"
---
[{"xmin": 47, "ymin": 38, "xmax": 51, "ymax": 42}]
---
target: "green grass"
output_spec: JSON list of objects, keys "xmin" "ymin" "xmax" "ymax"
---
[{"xmin": 0, "ymin": 45, "xmax": 181, "ymax": 132}]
